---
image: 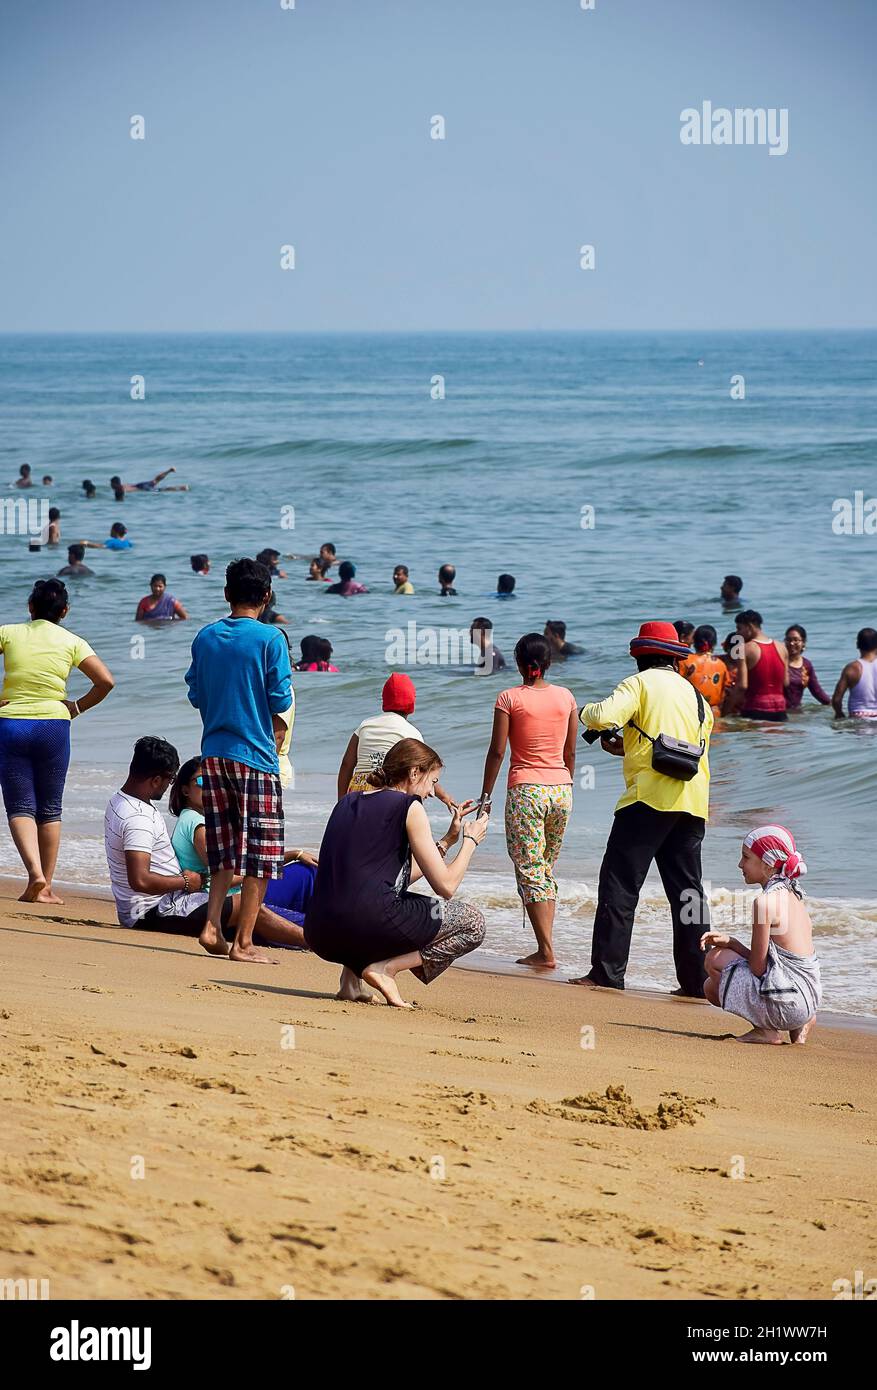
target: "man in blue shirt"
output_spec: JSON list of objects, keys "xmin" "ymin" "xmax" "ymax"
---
[{"xmin": 185, "ymin": 557, "xmax": 292, "ymax": 962}]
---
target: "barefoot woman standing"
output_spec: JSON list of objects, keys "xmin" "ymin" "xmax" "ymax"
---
[
  {"xmin": 305, "ymin": 739, "xmax": 488, "ymax": 1008},
  {"xmin": 0, "ymin": 579, "xmax": 114, "ymax": 902}
]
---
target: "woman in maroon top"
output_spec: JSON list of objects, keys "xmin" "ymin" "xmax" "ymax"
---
[
  {"xmin": 784, "ymin": 625, "xmax": 831, "ymax": 710},
  {"xmin": 729, "ymin": 611, "xmax": 789, "ymax": 721}
]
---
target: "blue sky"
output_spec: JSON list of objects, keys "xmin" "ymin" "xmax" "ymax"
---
[{"xmin": 1, "ymin": 0, "xmax": 874, "ymax": 330}]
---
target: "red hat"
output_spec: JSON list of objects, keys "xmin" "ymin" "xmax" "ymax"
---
[
  {"xmin": 382, "ymin": 672, "xmax": 416, "ymax": 713},
  {"xmin": 629, "ymin": 621, "xmax": 692, "ymax": 660}
]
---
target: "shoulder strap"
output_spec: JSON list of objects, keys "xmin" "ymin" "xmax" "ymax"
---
[{"xmin": 629, "ymin": 673, "xmax": 706, "ymax": 745}]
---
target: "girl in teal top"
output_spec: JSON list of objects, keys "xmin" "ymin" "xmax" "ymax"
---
[{"xmin": 169, "ymin": 757, "xmax": 318, "ymax": 919}]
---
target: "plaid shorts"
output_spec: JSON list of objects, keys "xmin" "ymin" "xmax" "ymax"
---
[{"xmin": 201, "ymin": 756, "xmax": 284, "ymax": 878}]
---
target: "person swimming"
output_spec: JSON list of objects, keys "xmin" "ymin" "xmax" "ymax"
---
[
  {"xmin": 701, "ymin": 825, "xmax": 820, "ymax": 1045},
  {"xmin": 295, "ymin": 636, "xmax": 339, "ymax": 672},
  {"xmin": 832, "ymin": 627, "xmax": 877, "ymax": 719},
  {"xmin": 438, "ymin": 563, "xmax": 458, "ymax": 596},
  {"xmin": 544, "ymin": 620, "xmax": 583, "ymax": 658},
  {"xmin": 496, "ymin": 573, "xmax": 516, "ymax": 599},
  {"xmin": 82, "ymin": 479, "xmax": 97, "ymax": 499},
  {"xmin": 679, "ymin": 625, "xmax": 729, "ymax": 711},
  {"xmin": 57, "ymin": 543, "xmax": 94, "ymax": 578},
  {"xmin": 135, "ymin": 574, "xmax": 188, "ymax": 622},
  {"xmin": 393, "ymin": 565, "xmax": 415, "ymax": 594},
  {"xmin": 110, "ymin": 468, "xmax": 189, "ymax": 493},
  {"xmin": 728, "ymin": 610, "xmax": 789, "ymax": 721},
  {"xmin": 256, "ymin": 548, "xmax": 287, "ymax": 580},
  {"xmin": 720, "ymin": 574, "xmax": 744, "ymax": 610},
  {"xmin": 190, "ymin": 554, "xmax": 210, "ymax": 575},
  {"xmin": 308, "ymin": 556, "xmax": 331, "ymax": 582},
  {"xmin": 326, "ymin": 561, "xmax": 367, "ymax": 595}
]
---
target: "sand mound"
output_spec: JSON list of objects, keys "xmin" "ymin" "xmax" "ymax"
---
[{"xmin": 527, "ymin": 1083, "xmax": 714, "ymax": 1130}]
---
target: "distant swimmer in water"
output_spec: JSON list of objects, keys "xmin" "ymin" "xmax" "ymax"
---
[
  {"xmin": 258, "ymin": 588, "xmax": 288, "ymax": 626},
  {"xmin": 673, "ymin": 620, "xmax": 695, "ymax": 649},
  {"xmin": 12, "ymin": 464, "xmax": 34, "ymax": 489},
  {"xmin": 470, "ymin": 617, "xmax": 507, "ymax": 673},
  {"xmin": 319, "ymin": 542, "xmax": 339, "ymax": 572},
  {"xmin": 44, "ymin": 508, "xmax": 61, "ymax": 546},
  {"xmin": 438, "ymin": 563, "xmax": 458, "ymax": 597},
  {"xmin": 720, "ymin": 574, "xmax": 744, "ymax": 611},
  {"xmin": 135, "ymin": 573, "xmax": 188, "ymax": 623},
  {"xmin": 393, "ymin": 564, "xmax": 415, "ymax": 595},
  {"xmin": 82, "ymin": 479, "xmax": 97, "ymax": 499},
  {"xmin": 256, "ymin": 548, "xmax": 287, "ymax": 580},
  {"xmin": 42, "ymin": 475, "xmax": 53, "ymax": 486},
  {"xmin": 57, "ymin": 544, "xmax": 94, "ymax": 578},
  {"xmin": 784, "ymin": 625, "xmax": 830, "ymax": 710},
  {"xmin": 190, "ymin": 553, "xmax": 210, "ymax": 575},
  {"xmin": 544, "ymin": 620, "xmax": 583, "ymax": 658},
  {"xmin": 831, "ymin": 626, "xmax": 877, "ymax": 719},
  {"xmin": 307, "ymin": 556, "xmax": 331, "ymax": 582},
  {"xmin": 82, "ymin": 522, "xmax": 133, "ymax": 552},
  {"xmin": 295, "ymin": 635, "xmax": 339, "ymax": 672},
  {"xmin": 726, "ymin": 610, "xmax": 789, "ymax": 721},
  {"xmin": 701, "ymin": 825, "xmax": 820, "ymax": 1045},
  {"xmin": 679, "ymin": 625, "xmax": 730, "ymax": 712},
  {"xmin": 326, "ymin": 561, "xmax": 367, "ymax": 596},
  {"xmin": 110, "ymin": 468, "xmax": 189, "ymax": 493},
  {"xmin": 496, "ymin": 573, "xmax": 516, "ymax": 599}
]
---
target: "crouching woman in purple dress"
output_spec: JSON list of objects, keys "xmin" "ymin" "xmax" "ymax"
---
[{"xmin": 305, "ymin": 738, "xmax": 488, "ymax": 1008}]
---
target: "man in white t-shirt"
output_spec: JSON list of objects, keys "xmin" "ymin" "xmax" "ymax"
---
[
  {"xmin": 335, "ymin": 673, "xmax": 455, "ymax": 806},
  {"xmin": 104, "ymin": 736, "xmax": 307, "ymax": 949},
  {"xmin": 104, "ymin": 735, "xmax": 226, "ymax": 934}
]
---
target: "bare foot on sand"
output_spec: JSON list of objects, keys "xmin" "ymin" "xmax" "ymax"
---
[
  {"xmin": 19, "ymin": 877, "xmax": 48, "ymax": 903},
  {"xmin": 790, "ymin": 1017, "xmax": 815, "ymax": 1045},
  {"xmin": 199, "ymin": 923, "xmax": 231, "ymax": 957},
  {"xmin": 362, "ymin": 962, "xmax": 414, "ymax": 1008},
  {"xmin": 735, "ymin": 1027, "xmax": 785, "ymax": 1045},
  {"xmin": 35, "ymin": 887, "xmax": 64, "ymax": 904},
  {"xmin": 229, "ymin": 944, "xmax": 276, "ymax": 964},
  {"xmin": 335, "ymin": 968, "xmax": 377, "ymax": 1003},
  {"xmin": 568, "ymin": 975, "xmax": 603, "ymax": 989},
  {"xmin": 516, "ymin": 951, "xmax": 556, "ymax": 969}
]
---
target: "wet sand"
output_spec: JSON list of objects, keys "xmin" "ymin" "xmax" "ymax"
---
[{"xmin": 1, "ymin": 886, "xmax": 874, "ymax": 1300}]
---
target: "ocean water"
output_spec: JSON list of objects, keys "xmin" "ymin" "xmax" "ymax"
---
[{"xmin": 1, "ymin": 331, "xmax": 875, "ymax": 1015}]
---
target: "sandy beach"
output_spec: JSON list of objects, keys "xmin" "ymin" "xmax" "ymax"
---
[{"xmin": 1, "ymin": 884, "xmax": 874, "ymax": 1302}]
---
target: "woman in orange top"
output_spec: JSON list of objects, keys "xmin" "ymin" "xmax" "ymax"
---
[{"xmin": 680, "ymin": 625, "xmax": 729, "ymax": 712}]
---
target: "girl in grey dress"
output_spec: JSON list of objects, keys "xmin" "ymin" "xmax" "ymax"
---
[{"xmin": 700, "ymin": 825, "xmax": 821, "ymax": 1045}]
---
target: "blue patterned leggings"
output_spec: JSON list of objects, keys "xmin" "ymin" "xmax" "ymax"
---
[{"xmin": 0, "ymin": 718, "xmax": 71, "ymax": 822}]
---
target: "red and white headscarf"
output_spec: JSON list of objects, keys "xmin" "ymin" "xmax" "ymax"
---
[{"xmin": 743, "ymin": 824, "xmax": 807, "ymax": 880}]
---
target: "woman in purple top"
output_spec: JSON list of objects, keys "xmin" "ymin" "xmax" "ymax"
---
[
  {"xmin": 785, "ymin": 626, "xmax": 830, "ymax": 709},
  {"xmin": 326, "ymin": 560, "xmax": 368, "ymax": 596},
  {"xmin": 135, "ymin": 573, "xmax": 188, "ymax": 622}
]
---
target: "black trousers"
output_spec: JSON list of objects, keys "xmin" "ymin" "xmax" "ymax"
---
[{"xmin": 588, "ymin": 802, "xmax": 709, "ymax": 996}]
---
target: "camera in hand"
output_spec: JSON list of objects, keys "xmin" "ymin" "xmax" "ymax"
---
[{"xmin": 581, "ymin": 725, "xmax": 622, "ymax": 746}]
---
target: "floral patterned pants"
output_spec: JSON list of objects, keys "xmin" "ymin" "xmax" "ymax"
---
[{"xmin": 504, "ymin": 782, "xmax": 572, "ymax": 904}]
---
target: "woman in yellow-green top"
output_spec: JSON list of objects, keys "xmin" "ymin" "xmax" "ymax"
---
[
  {"xmin": 0, "ymin": 579, "xmax": 114, "ymax": 903},
  {"xmin": 570, "ymin": 620, "xmax": 713, "ymax": 999}
]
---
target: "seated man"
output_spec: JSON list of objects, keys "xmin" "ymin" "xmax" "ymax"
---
[{"xmin": 104, "ymin": 736, "xmax": 305, "ymax": 950}]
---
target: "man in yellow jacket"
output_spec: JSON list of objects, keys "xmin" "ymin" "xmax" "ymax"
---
[{"xmin": 571, "ymin": 621, "xmax": 713, "ymax": 997}]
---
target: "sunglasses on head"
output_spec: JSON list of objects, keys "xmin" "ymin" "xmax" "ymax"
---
[{"xmin": 195, "ymin": 776, "xmax": 203, "ymax": 787}]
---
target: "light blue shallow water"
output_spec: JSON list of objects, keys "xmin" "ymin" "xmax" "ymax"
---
[{"xmin": 0, "ymin": 331, "xmax": 875, "ymax": 1012}]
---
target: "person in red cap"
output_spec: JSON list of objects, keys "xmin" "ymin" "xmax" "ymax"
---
[
  {"xmin": 336, "ymin": 673, "xmax": 455, "ymax": 807},
  {"xmin": 570, "ymin": 620, "xmax": 714, "ymax": 997}
]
